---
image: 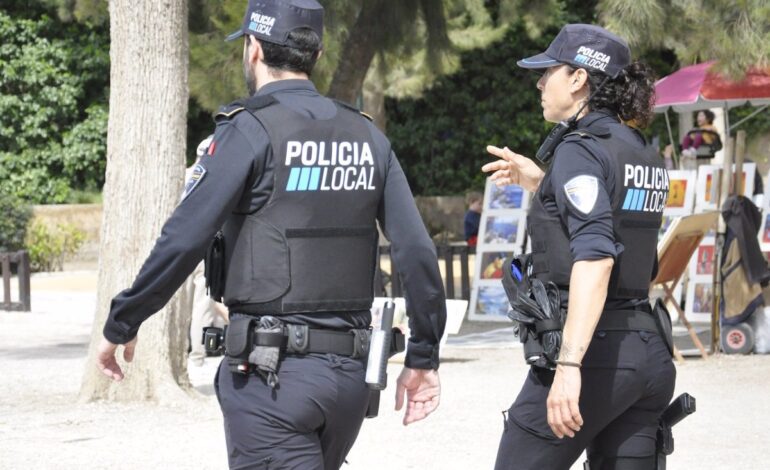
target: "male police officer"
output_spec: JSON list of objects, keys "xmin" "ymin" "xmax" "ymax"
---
[{"xmin": 96, "ymin": 1, "xmax": 447, "ymax": 468}]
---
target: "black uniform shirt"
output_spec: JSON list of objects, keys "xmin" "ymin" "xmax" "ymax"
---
[
  {"xmin": 539, "ymin": 109, "xmax": 648, "ymax": 309},
  {"xmin": 104, "ymin": 79, "xmax": 446, "ymax": 369}
]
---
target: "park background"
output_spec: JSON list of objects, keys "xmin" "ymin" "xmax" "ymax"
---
[{"xmin": 1, "ymin": 1, "xmax": 770, "ymax": 469}]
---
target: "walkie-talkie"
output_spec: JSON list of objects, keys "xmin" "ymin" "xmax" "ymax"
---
[{"xmin": 535, "ymin": 119, "xmax": 576, "ymax": 166}]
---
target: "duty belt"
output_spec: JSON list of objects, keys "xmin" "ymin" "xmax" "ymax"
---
[
  {"xmin": 596, "ymin": 306, "xmax": 658, "ymax": 333},
  {"xmin": 254, "ymin": 327, "xmax": 365, "ymax": 356}
]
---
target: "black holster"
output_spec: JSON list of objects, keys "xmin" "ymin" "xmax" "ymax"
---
[
  {"xmin": 652, "ymin": 298, "xmax": 674, "ymax": 357},
  {"xmin": 204, "ymin": 230, "xmax": 226, "ymax": 302},
  {"xmin": 502, "ymin": 255, "xmax": 564, "ymax": 369}
]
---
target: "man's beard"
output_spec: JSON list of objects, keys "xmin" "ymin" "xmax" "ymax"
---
[{"xmin": 244, "ymin": 60, "xmax": 257, "ymax": 96}]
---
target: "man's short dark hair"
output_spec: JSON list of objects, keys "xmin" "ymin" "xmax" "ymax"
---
[{"xmin": 250, "ymin": 28, "xmax": 322, "ymax": 76}]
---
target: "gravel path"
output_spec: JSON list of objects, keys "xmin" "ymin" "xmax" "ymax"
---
[{"xmin": 1, "ymin": 277, "xmax": 768, "ymax": 469}]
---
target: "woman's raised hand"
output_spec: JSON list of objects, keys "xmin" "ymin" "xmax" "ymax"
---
[{"xmin": 482, "ymin": 146, "xmax": 545, "ymax": 192}]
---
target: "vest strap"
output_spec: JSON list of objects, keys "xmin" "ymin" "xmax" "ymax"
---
[{"xmin": 285, "ymin": 226, "xmax": 374, "ymax": 238}]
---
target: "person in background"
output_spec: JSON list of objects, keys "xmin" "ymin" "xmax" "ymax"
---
[
  {"xmin": 681, "ymin": 109, "xmax": 721, "ymax": 159},
  {"xmin": 186, "ymin": 135, "xmax": 228, "ymax": 368},
  {"xmin": 464, "ymin": 191, "xmax": 483, "ymax": 246}
]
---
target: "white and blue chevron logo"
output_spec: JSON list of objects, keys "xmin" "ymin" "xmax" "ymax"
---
[
  {"xmin": 622, "ymin": 188, "xmax": 649, "ymax": 211},
  {"xmin": 286, "ymin": 167, "xmax": 322, "ymax": 191}
]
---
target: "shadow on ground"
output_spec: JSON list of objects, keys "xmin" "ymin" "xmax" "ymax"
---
[{"xmin": 0, "ymin": 336, "xmax": 89, "ymax": 360}]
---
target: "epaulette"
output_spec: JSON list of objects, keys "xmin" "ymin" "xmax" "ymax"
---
[
  {"xmin": 242, "ymin": 94, "xmax": 278, "ymax": 111},
  {"xmin": 215, "ymin": 102, "xmax": 246, "ymax": 121},
  {"xmin": 332, "ymin": 99, "xmax": 373, "ymax": 121},
  {"xmin": 564, "ymin": 131, "xmax": 594, "ymax": 140},
  {"xmin": 214, "ymin": 95, "xmax": 278, "ymax": 122}
]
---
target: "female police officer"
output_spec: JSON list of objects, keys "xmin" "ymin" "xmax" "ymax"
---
[{"xmin": 483, "ymin": 24, "xmax": 675, "ymax": 469}]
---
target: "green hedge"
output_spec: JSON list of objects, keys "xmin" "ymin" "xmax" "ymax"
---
[
  {"xmin": 0, "ymin": 193, "xmax": 32, "ymax": 253},
  {"xmin": 0, "ymin": 10, "xmax": 109, "ymax": 203}
]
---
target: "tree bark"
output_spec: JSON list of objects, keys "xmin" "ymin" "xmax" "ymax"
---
[
  {"xmin": 362, "ymin": 70, "xmax": 387, "ymax": 131},
  {"xmin": 326, "ymin": 1, "xmax": 386, "ymax": 105},
  {"xmin": 79, "ymin": 0, "xmax": 191, "ymax": 403}
]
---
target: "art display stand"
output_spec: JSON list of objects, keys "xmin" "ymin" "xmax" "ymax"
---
[
  {"xmin": 653, "ymin": 212, "xmax": 720, "ymax": 360},
  {"xmin": 468, "ymin": 179, "xmax": 530, "ymax": 320}
]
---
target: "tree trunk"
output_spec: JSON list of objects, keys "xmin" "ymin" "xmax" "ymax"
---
[
  {"xmin": 326, "ymin": 1, "xmax": 386, "ymax": 104},
  {"xmin": 79, "ymin": 0, "xmax": 191, "ymax": 403},
  {"xmin": 362, "ymin": 69, "xmax": 387, "ymax": 131}
]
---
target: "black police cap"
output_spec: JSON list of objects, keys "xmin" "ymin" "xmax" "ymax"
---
[
  {"xmin": 226, "ymin": 0, "xmax": 323, "ymax": 47},
  {"xmin": 517, "ymin": 24, "xmax": 630, "ymax": 78}
]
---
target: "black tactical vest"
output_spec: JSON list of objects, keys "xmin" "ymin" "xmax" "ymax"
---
[
  {"xmin": 527, "ymin": 123, "xmax": 669, "ymax": 300},
  {"xmin": 221, "ymin": 98, "xmax": 385, "ymax": 315}
]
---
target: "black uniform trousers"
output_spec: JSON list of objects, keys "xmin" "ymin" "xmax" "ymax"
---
[
  {"xmin": 495, "ymin": 329, "xmax": 676, "ymax": 470},
  {"xmin": 215, "ymin": 352, "xmax": 370, "ymax": 470}
]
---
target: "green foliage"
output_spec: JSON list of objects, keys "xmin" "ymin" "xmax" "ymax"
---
[
  {"xmin": 386, "ymin": 22, "xmax": 555, "ymax": 195},
  {"xmin": 66, "ymin": 189, "xmax": 103, "ymax": 204},
  {"xmin": 730, "ymin": 105, "xmax": 770, "ymax": 143},
  {"xmin": 0, "ymin": 193, "xmax": 33, "ymax": 252},
  {"xmin": 386, "ymin": 6, "xmax": 683, "ymax": 196},
  {"xmin": 25, "ymin": 221, "xmax": 86, "ymax": 272},
  {"xmin": 60, "ymin": 103, "xmax": 109, "ymax": 190},
  {"xmin": 598, "ymin": 0, "xmax": 770, "ymax": 78},
  {"xmin": 0, "ymin": 10, "xmax": 109, "ymax": 203}
]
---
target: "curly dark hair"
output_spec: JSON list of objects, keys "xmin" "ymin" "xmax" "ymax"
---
[{"xmin": 578, "ymin": 61, "xmax": 657, "ymax": 128}]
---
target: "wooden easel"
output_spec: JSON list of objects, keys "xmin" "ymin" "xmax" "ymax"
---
[{"xmin": 652, "ymin": 212, "xmax": 720, "ymax": 360}]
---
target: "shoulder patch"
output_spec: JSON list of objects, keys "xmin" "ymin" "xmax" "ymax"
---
[
  {"xmin": 563, "ymin": 174, "xmax": 598, "ymax": 215},
  {"xmin": 181, "ymin": 164, "xmax": 207, "ymax": 202}
]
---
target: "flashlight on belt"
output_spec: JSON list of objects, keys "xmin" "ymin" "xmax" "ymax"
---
[{"xmin": 366, "ymin": 301, "xmax": 395, "ymax": 390}]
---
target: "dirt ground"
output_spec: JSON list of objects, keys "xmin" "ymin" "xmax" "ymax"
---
[{"xmin": 1, "ymin": 273, "xmax": 769, "ymax": 469}]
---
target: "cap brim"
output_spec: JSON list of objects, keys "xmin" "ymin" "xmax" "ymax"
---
[
  {"xmin": 517, "ymin": 52, "xmax": 560, "ymax": 70},
  {"xmin": 225, "ymin": 30, "xmax": 244, "ymax": 42}
]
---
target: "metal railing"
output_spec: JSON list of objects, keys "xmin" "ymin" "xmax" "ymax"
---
[
  {"xmin": 1, "ymin": 250, "xmax": 31, "ymax": 312},
  {"xmin": 378, "ymin": 243, "xmax": 476, "ymax": 301}
]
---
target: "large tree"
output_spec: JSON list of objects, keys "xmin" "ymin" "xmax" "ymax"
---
[{"xmin": 79, "ymin": 0, "xmax": 192, "ymax": 402}]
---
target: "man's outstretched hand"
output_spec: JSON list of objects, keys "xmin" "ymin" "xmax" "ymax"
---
[
  {"xmin": 395, "ymin": 367, "xmax": 441, "ymax": 426},
  {"xmin": 96, "ymin": 336, "xmax": 137, "ymax": 382}
]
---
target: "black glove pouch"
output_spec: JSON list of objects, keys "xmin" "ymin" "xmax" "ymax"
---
[{"xmin": 249, "ymin": 316, "xmax": 283, "ymax": 388}]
